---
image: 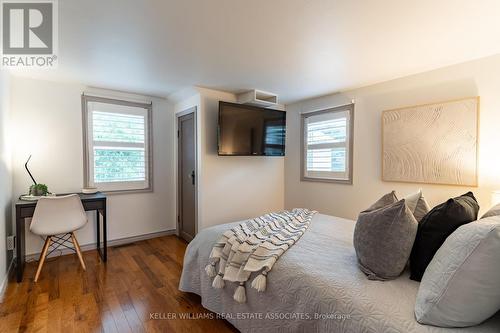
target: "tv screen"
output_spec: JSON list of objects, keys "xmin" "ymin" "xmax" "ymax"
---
[{"xmin": 218, "ymin": 102, "xmax": 286, "ymax": 156}]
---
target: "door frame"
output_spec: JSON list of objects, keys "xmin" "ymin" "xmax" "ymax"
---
[{"xmin": 176, "ymin": 106, "xmax": 198, "ymax": 241}]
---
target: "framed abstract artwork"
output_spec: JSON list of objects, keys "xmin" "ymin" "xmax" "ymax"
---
[{"xmin": 382, "ymin": 97, "xmax": 479, "ymax": 186}]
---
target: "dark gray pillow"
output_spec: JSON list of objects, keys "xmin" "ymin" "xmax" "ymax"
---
[
  {"xmin": 354, "ymin": 199, "xmax": 418, "ymax": 280},
  {"xmin": 481, "ymin": 203, "xmax": 500, "ymax": 219},
  {"xmin": 409, "ymin": 192, "xmax": 479, "ymax": 281}
]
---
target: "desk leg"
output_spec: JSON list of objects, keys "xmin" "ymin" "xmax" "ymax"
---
[
  {"xmin": 15, "ymin": 207, "xmax": 25, "ymax": 283},
  {"xmin": 102, "ymin": 203, "xmax": 107, "ymax": 261},
  {"xmin": 96, "ymin": 210, "xmax": 100, "ymax": 254},
  {"xmin": 97, "ymin": 205, "xmax": 107, "ymax": 262}
]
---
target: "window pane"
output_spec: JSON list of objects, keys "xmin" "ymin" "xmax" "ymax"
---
[
  {"xmin": 94, "ymin": 147, "xmax": 145, "ymax": 183},
  {"xmin": 307, "ymin": 118, "xmax": 346, "ymax": 144},
  {"xmin": 93, "ymin": 111, "xmax": 145, "ymax": 143},
  {"xmin": 307, "ymin": 147, "xmax": 346, "ymax": 172}
]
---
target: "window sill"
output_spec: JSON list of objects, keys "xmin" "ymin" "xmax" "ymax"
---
[
  {"xmin": 301, "ymin": 176, "xmax": 352, "ymax": 185},
  {"xmin": 95, "ymin": 187, "xmax": 153, "ymax": 195}
]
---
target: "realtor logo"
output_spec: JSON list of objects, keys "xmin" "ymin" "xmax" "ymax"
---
[{"xmin": 1, "ymin": 0, "xmax": 58, "ymax": 68}]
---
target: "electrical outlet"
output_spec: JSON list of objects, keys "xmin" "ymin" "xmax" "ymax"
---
[{"xmin": 7, "ymin": 235, "xmax": 15, "ymax": 251}]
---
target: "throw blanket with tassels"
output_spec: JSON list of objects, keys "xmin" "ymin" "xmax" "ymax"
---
[{"xmin": 205, "ymin": 208, "xmax": 317, "ymax": 303}]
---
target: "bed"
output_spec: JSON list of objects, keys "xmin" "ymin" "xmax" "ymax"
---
[{"xmin": 179, "ymin": 213, "xmax": 500, "ymax": 332}]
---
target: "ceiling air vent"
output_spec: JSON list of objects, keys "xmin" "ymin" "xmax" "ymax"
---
[{"xmin": 237, "ymin": 89, "xmax": 278, "ymax": 108}]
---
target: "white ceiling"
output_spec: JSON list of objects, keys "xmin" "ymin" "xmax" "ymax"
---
[{"xmin": 11, "ymin": 0, "xmax": 500, "ymax": 104}]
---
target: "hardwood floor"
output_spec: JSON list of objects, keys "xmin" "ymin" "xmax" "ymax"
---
[{"xmin": 0, "ymin": 235, "xmax": 238, "ymax": 333}]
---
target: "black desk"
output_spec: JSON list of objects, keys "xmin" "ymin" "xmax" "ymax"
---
[{"xmin": 15, "ymin": 192, "xmax": 107, "ymax": 282}]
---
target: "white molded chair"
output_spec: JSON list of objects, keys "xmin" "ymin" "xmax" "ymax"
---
[{"xmin": 30, "ymin": 194, "xmax": 88, "ymax": 282}]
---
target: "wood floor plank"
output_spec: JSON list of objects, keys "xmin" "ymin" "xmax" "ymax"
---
[
  {"xmin": 117, "ymin": 292, "xmax": 145, "ymax": 333},
  {"xmin": 100, "ymin": 309, "xmax": 119, "ymax": 333},
  {"xmin": 132, "ymin": 255, "xmax": 164, "ymax": 289},
  {"xmin": 47, "ymin": 298, "xmax": 63, "ymax": 333},
  {"xmin": 0, "ymin": 311, "xmax": 23, "ymax": 332},
  {"xmin": 0, "ymin": 235, "xmax": 237, "ymax": 333},
  {"xmin": 31, "ymin": 292, "xmax": 49, "ymax": 332}
]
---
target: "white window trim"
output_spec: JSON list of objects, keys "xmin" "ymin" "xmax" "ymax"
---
[
  {"xmin": 300, "ymin": 104, "xmax": 354, "ymax": 184},
  {"xmin": 82, "ymin": 94, "xmax": 153, "ymax": 193}
]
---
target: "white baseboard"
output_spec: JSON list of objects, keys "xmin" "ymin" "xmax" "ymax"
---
[
  {"xmin": 0, "ymin": 257, "xmax": 15, "ymax": 300},
  {"xmin": 25, "ymin": 229, "xmax": 177, "ymax": 262}
]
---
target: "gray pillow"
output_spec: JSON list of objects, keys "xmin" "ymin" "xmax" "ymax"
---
[
  {"xmin": 354, "ymin": 199, "xmax": 418, "ymax": 280},
  {"xmin": 415, "ymin": 216, "xmax": 500, "ymax": 327},
  {"xmin": 366, "ymin": 190, "xmax": 398, "ymax": 211},
  {"xmin": 481, "ymin": 203, "xmax": 500, "ymax": 219}
]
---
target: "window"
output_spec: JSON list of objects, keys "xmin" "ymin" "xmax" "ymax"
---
[
  {"xmin": 82, "ymin": 95, "xmax": 152, "ymax": 192},
  {"xmin": 301, "ymin": 104, "xmax": 354, "ymax": 183}
]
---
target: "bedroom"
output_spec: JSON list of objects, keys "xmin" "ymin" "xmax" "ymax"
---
[{"xmin": 0, "ymin": 0, "xmax": 499, "ymax": 332}]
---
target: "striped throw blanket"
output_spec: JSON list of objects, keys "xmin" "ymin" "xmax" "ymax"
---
[{"xmin": 205, "ymin": 208, "xmax": 317, "ymax": 303}]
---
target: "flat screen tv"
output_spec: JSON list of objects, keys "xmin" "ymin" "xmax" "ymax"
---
[{"xmin": 218, "ymin": 101, "xmax": 286, "ymax": 156}]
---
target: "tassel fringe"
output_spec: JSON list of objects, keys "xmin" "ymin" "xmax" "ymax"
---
[
  {"xmin": 212, "ymin": 274, "xmax": 225, "ymax": 289},
  {"xmin": 251, "ymin": 271, "xmax": 267, "ymax": 292},
  {"xmin": 233, "ymin": 283, "xmax": 246, "ymax": 303},
  {"xmin": 205, "ymin": 263, "xmax": 217, "ymax": 278}
]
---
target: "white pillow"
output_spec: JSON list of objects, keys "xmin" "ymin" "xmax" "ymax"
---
[
  {"xmin": 404, "ymin": 189, "xmax": 430, "ymax": 221},
  {"xmin": 415, "ymin": 216, "xmax": 500, "ymax": 327},
  {"xmin": 482, "ymin": 203, "xmax": 500, "ymax": 219}
]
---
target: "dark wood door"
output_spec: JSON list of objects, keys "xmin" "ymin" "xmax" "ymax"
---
[{"xmin": 178, "ymin": 112, "xmax": 196, "ymax": 242}]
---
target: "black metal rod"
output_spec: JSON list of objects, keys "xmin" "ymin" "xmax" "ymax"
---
[{"xmin": 24, "ymin": 155, "xmax": 37, "ymax": 185}]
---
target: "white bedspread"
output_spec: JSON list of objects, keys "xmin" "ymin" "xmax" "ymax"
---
[{"xmin": 179, "ymin": 213, "xmax": 500, "ymax": 332}]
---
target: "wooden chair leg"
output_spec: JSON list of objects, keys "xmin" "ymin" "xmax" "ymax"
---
[
  {"xmin": 34, "ymin": 236, "xmax": 51, "ymax": 282},
  {"xmin": 71, "ymin": 232, "xmax": 86, "ymax": 271}
]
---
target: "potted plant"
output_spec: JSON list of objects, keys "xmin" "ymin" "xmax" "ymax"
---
[{"xmin": 29, "ymin": 184, "xmax": 49, "ymax": 196}]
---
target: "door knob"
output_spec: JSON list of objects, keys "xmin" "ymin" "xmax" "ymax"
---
[{"xmin": 190, "ymin": 170, "xmax": 195, "ymax": 185}]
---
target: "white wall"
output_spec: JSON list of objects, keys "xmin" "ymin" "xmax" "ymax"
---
[
  {"xmin": 174, "ymin": 87, "xmax": 285, "ymax": 231},
  {"xmin": 0, "ymin": 71, "xmax": 13, "ymax": 293},
  {"xmin": 10, "ymin": 76, "xmax": 176, "ymax": 255},
  {"xmin": 285, "ymin": 54, "xmax": 500, "ymax": 220}
]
